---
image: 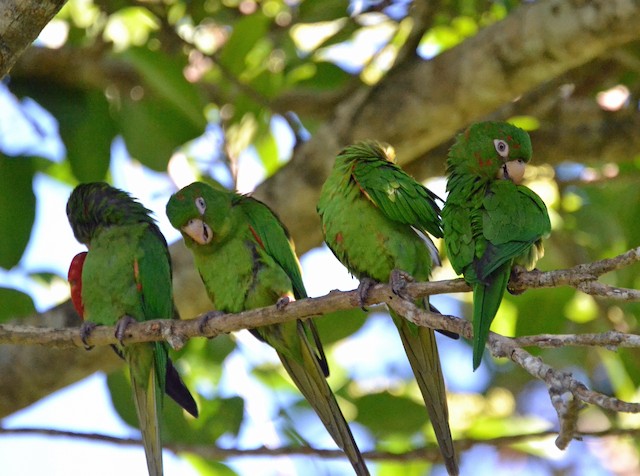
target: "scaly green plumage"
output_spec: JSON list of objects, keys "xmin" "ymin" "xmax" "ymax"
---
[
  {"xmin": 442, "ymin": 122, "xmax": 551, "ymax": 370},
  {"xmin": 67, "ymin": 182, "xmax": 197, "ymax": 476},
  {"xmin": 166, "ymin": 182, "xmax": 367, "ymax": 475},
  {"xmin": 317, "ymin": 141, "xmax": 458, "ymax": 476}
]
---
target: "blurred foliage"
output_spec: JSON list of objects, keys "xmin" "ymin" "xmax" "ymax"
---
[{"xmin": 2, "ymin": 0, "xmax": 640, "ymax": 474}]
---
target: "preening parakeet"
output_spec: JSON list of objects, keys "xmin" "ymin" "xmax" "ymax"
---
[
  {"xmin": 66, "ymin": 183, "xmax": 198, "ymax": 476},
  {"xmin": 442, "ymin": 121, "xmax": 551, "ymax": 370},
  {"xmin": 166, "ymin": 182, "xmax": 369, "ymax": 476},
  {"xmin": 317, "ymin": 141, "xmax": 458, "ymax": 476}
]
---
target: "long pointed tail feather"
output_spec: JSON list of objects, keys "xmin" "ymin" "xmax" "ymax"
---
[
  {"xmin": 128, "ymin": 346, "xmax": 163, "ymax": 476},
  {"xmin": 165, "ymin": 359, "xmax": 198, "ymax": 418},
  {"xmin": 277, "ymin": 321, "xmax": 369, "ymax": 476},
  {"xmin": 391, "ymin": 309, "xmax": 459, "ymax": 476},
  {"xmin": 472, "ymin": 262, "xmax": 512, "ymax": 370}
]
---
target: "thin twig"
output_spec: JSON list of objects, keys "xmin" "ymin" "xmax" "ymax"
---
[{"xmin": 2, "ymin": 426, "xmax": 640, "ymax": 462}]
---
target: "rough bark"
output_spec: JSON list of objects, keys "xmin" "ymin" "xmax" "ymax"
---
[
  {"xmin": 2, "ymin": 0, "xmax": 640, "ymax": 416},
  {"xmin": 254, "ymin": 0, "xmax": 640, "ymax": 252},
  {"xmin": 0, "ymin": 0, "xmax": 67, "ymax": 77}
]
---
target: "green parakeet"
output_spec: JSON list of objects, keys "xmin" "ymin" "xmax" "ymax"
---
[
  {"xmin": 442, "ymin": 121, "xmax": 551, "ymax": 370},
  {"xmin": 67, "ymin": 182, "xmax": 198, "ymax": 476},
  {"xmin": 166, "ymin": 182, "xmax": 369, "ymax": 476},
  {"xmin": 317, "ymin": 141, "xmax": 458, "ymax": 476}
]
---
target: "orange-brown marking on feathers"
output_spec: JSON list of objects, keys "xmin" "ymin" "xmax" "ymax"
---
[
  {"xmin": 133, "ymin": 258, "xmax": 143, "ymax": 293},
  {"xmin": 351, "ymin": 166, "xmax": 375, "ymax": 204},
  {"xmin": 249, "ymin": 225, "xmax": 265, "ymax": 250}
]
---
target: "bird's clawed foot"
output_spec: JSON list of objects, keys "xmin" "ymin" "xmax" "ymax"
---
[
  {"xmin": 507, "ymin": 265, "xmax": 527, "ymax": 295},
  {"xmin": 356, "ymin": 277, "xmax": 377, "ymax": 310},
  {"xmin": 390, "ymin": 269, "xmax": 414, "ymax": 300},
  {"xmin": 115, "ymin": 315, "xmax": 136, "ymax": 345},
  {"xmin": 80, "ymin": 322, "xmax": 97, "ymax": 350},
  {"xmin": 197, "ymin": 310, "xmax": 225, "ymax": 334},
  {"xmin": 276, "ymin": 295, "xmax": 292, "ymax": 311}
]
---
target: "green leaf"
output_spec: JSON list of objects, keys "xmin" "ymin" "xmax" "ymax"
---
[
  {"xmin": 0, "ymin": 287, "xmax": 36, "ymax": 322},
  {"xmin": 108, "ymin": 366, "xmax": 244, "ymax": 442},
  {"xmin": 254, "ymin": 130, "xmax": 279, "ymax": 176},
  {"xmin": 514, "ymin": 287, "xmax": 574, "ymax": 338},
  {"xmin": 117, "ymin": 47, "xmax": 206, "ymax": 130},
  {"xmin": 184, "ymin": 455, "xmax": 238, "ymax": 476},
  {"xmin": 107, "ymin": 369, "xmax": 139, "ymax": 429},
  {"xmin": 313, "ymin": 308, "xmax": 368, "ymax": 345},
  {"xmin": 117, "ymin": 96, "xmax": 201, "ymax": 171},
  {"xmin": 0, "ymin": 155, "xmax": 35, "ymax": 269},
  {"xmin": 64, "ymin": 91, "xmax": 115, "ymax": 182},
  {"xmin": 115, "ymin": 47, "xmax": 207, "ymax": 170},
  {"xmin": 11, "ymin": 83, "xmax": 114, "ymax": 182},
  {"xmin": 355, "ymin": 391, "xmax": 427, "ymax": 435},
  {"xmin": 291, "ymin": 61, "xmax": 351, "ymax": 90},
  {"xmin": 218, "ymin": 13, "xmax": 271, "ymax": 76},
  {"xmin": 298, "ymin": 0, "xmax": 348, "ymax": 22}
]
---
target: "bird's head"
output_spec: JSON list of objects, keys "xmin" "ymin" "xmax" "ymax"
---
[
  {"xmin": 66, "ymin": 182, "xmax": 153, "ymax": 246},
  {"xmin": 166, "ymin": 181, "xmax": 232, "ymax": 248},
  {"xmin": 447, "ymin": 121, "xmax": 533, "ymax": 184}
]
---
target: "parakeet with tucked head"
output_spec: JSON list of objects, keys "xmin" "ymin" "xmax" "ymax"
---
[
  {"xmin": 442, "ymin": 121, "xmax": 551, "ymax": 370},
  {"xmin": 166, "ymin": 182, "xmax": 369, "ymax": 476},
  {"xmin": 66, "ymin": 182, "xmax": 198, "ymax": 476},
  {"xmin": 317, "ymin": 141, "xmax": 458, "ymax": 476}
]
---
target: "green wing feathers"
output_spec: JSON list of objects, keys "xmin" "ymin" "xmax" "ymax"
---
[
  {"xmin": 168, "ymin": 182, "xmax": 367, "ymax": 474},
  {"xmin": 350, "ymin": 143, "xmax": 443, "ymax": 239},
  {"xmin": 238, "ymin": 195, "xmax": 307, "ymax": 299},
  {"xmin": 442, "ymin": 122, "xmax": 551, "ymax": 371},
  {"xmin": 319, "ymin": 142, "xmax": 457, "ymax": 475}
]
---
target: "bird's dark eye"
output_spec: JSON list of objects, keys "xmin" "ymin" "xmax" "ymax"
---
[
  {"xmin": 493, "ymin": 139, "xmax": 509, "ymax": 157},
  {"xmin": 195, "ymin": 197, "xmax": 206, "ymax": 215}
]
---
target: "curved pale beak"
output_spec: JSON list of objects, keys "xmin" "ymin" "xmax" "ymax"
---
[
  {"xmin": 182, "ymin": 218, "xmax": 213, "ymax": 245},
  {"xmin": 497, "ymin": 159, "xmax": 526, "ymax": 185}
]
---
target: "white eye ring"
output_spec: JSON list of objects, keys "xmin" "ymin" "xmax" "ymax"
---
[
  {"xmin": 493, "ymin": 139, "xmax": 509, "ymax": 158},
  {"xmin": 195, "ymin": 197, "xmax": 206, "ymax": 215}
]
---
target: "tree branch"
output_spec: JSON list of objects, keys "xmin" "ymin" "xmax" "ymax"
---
[
  {"xmin": 2, "ymin": 247, "xmax": 640, "ymax": 450},
  {"xmin": 3, "ymin": 426, "xmax": 640, "ymax": 463},
  {"xmin": 0, "ymin": 0, "xmax": 67, "ymax": 77},
  {"xmin": 2, "ymin": 247, "xmax": 639, "ymax": 349}
]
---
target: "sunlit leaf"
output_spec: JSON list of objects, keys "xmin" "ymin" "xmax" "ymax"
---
[
  {"xmin": 219, "ymin": 13, "xmax": 271, "ymax": 76},
  {"xmin": 355, "ymin": 391, "xmax": 427, "ymax": 435},
  {"xmin": 564, "ymin": 292, "xmax": 599, "ymax": 323},
  {"xmin": 184, "ymin": 455, "xmax": 238, "ymax": 476},
  {"xmin": 291, "ymin": 61, "xmax": 351, "ymax": 90},
  {"xmin": 254, "ymin": 130, "xmax": 279, "ymax": 176}
]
